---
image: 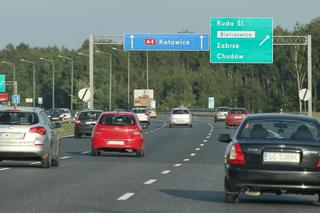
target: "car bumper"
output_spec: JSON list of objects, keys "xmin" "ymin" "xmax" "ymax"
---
[
  {"xmin": 226, "ymin": 120, "xmax": 243, "ymax": 126},
  {"xmin": 92, "ymin": 136, "xmax": 143, "ymax": 151},
  {"xmin": 0, "ymin": 145, "xmax": 49, "ymax": 160},
  {"xmin": 226, "ymin": 165, "xmax": 320, "ymax": 193},
  {"xmin": 75, "ymin": 125, "xmax": 95, "ymax": 135},
  {"xmin": 215, "ymin": 114, "xmax": 227, "ymax": 121}
]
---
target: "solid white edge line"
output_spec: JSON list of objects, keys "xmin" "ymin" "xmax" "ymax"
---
[
  {"xmin": 161, "ymin": 170, "xmax": 171, "ymax": 174},
  {"xmin": 0, "ymin": 168, "xmax": 10, "ymax": 171},
  {"xmin": 61, "ymin": 134, "xmax": 74, "ymax": 138},
  {"xmin": 117, "ymin": 193, "xmax": 135, "ymax": 201},
  {"xmin": 60, "ymin": 156, "xmax": 71, "ymax": 160},
  {"xmin": 144, "ymin": 179, "xmax": 157, "ymax": 185},
  {"xmin": 30, "ymin": 161, "xmax": 41, "ymax": 165},
  {"xmin": 183, "ymin": 159, "xmax": 190, "ymax": 162},
  {"xmin": 190, "ymin": 153, "xmax": 196, "ymax": 157},
  {"xmin": 174, "ymin": 164, "xmax": 182, "ymax": 167}
]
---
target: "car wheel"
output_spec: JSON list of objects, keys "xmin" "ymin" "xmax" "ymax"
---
[
  {"xmin": 226, "ymin": 125, "xmax": 229, "ymax": 129},
  {"xmin": 91, "ymin": 146, "xmax": 98, "ymax": 156},
  {"xmin": 189, "ymin": 124, "xmax": 192, "ymax": 128},
  {"xmin": 74, "ymin": 131, "xmax": 79, "ymax": 138},
  {"xmin": 51, "ymin": 145, "xmax": 60, "ymax": 167},
  {"xmin": 136, "ymin": 147, "xmax": 145, "ymax": 157},
  {"xmin": 225, "ymin": 193, "xmax": 239, "ymax": 203},
  {"xmin": 41, "ymin": 148, "xmax": 52, "ymax": 168}
]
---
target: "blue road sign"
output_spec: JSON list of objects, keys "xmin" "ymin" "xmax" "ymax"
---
[
  {"xmin": 0, "ymin": 75, "xmax": 5, "ymax": 92},
  {"xmin": 12, "ymin": 95, "xmax": 20, "ymax": 104},
  {"xmin": 124, "ymin": 33, "xmax": 209, "ymax": 51},
  {"xmin": 210, "ymin": 17, "xmax": 273, "ymax": 63}
]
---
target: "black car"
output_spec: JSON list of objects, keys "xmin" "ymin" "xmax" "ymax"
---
[
  {"xmin": 219, "ymin": 113, "xmax": 320, "ymax": 204},
  {"xmin": 74, "ymin": 110, "xmax": 103, "ymax": 138}
]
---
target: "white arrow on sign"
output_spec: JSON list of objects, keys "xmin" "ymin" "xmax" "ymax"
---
[
  {"xmin": 259, "ymin": 35, "xmax": 270, "ymax": 46},
  {"xmin": 130, "ymin": 35, "xmax": 135, "ymax": 49},
  {"xmin": 200, "ymin": 35, "xmax": 204, "ymax": 50}
]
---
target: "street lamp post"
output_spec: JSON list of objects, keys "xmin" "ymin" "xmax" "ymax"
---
[
  {"xmin": 95, "ymin": 50, "xmax": 113, "ymax": 110},
  {"xmin": 77, "ymin": 52, "xmax": 91, "ymax": 109},
  {"xmin": 39, "ymin": 57, "xmax": 55, "ymax": 109},
  {"xmin": 112, "ymin": 47, "xmax": 130, "ymax": 110},
  {"xmin": 58, "ymin": 55, "xmax": 74, "ymax": 111},
  {"xmin": 20, "ymin": 59, "xmax": 36, "ymax": 107}
]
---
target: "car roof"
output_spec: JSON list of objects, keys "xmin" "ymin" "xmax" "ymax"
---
[
  {"xmin": 101, "ymin": 111, "xmax": 136, "ymax": 116},
  {"xmin": 172, "ymin": 107, "xmax": 190, "ymax": 110},
  {"xmin": 245, "ymin": 113, "xmax": 319, "ymax": 122},
  {"xmin": 0, "ymin": 106, "xmax": 42, "ymax": 113},
  {"xmin": 79, "ymin": 110, "xmax": 103, "ymax": 113}
]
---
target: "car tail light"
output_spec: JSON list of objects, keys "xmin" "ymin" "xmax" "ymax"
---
[
  {"xmin": 133, "ymin": 129, "xmax": 142, "ymax": 135},
  {"xmin": 317, "ymin": 159, "xmax": 320, "ymax": 169},
  {"xmin": 75, "ymin": 120, "xmax": 81, "ymax": 125},
  {"xmin": 29, "ymin": 127, "xmax": 46, "ymax": 136},
  {"xmin": 228, "ymin": 143, "xmax": 246, "ymax": 165}
]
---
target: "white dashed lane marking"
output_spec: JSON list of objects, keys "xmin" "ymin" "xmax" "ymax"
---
[
  {"xmin": 195, "ymin": 148, "xmax": 201, "ymax": 151},
  {"xmin": 174, "ymin": 164, "xmax": 182, "ymax": 167},
  {"xmin": 206, "ymin": 136, "xmax": 210, "ymax": 139},
  {"xmin": 0, "ymin": 168, "xmax": 10, "ymax": 171},
  {"xmin": 161, "ymin": 170, "xmax": 171, "ymax": 175},
  {"xmin": 190, "ymin": 153, "xmax": 196, "ymax": 157},
  {"xmin": 183, "ymin": 159, "xmax": 190, "ymax": 162},
  {"xmin": 117, "ymin": 193, "xmax": 135, "ymax": 201},
  {"xmin": 144, "ymin": 179, "xmax": 157, "ymax": 185},
  {"xmin": 80, "ymin": 151, "xmax": 91, "ymax": 155},
  {"xmin": 200, "ymin": 144, "xmax": 204, "ymax": 147},
  {"xmin": 60, "ymin": 156, "xmax": 71, "ymax": 160}
]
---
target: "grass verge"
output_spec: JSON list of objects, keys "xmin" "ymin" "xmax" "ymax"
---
[{"xmin": 56, "ymin": 122, "xmax": 74, "ymax": 135}]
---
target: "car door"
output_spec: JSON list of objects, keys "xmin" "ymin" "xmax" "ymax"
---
[{"xmin": 40, "ymin": 111, "xmax": 59, "ymax": 157}]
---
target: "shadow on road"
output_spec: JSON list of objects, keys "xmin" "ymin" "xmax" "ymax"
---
[{"xmin": 160, "ymin": 189, "xmax": 224, "ymax": 202}]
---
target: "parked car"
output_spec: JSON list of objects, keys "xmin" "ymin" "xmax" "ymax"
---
[
  {"xmin": 213, "ymin": 106, "xmax": 230, "ymax": 122},
  {"xmin": 91, "ymin": 111, "xmax": 144, "ymax": 157},
  {"xmin": 226, "ymin": 108, "xmax": 248, "ymax": 128},
  {"xmin": 74, "ymin": 110, "xmax": 103, "ymax": 138},
  {"xmin": 219, "ymin": 113, "xmax": 320, "ymax": 203},
  {"xmin": 0, "ymin": 106, "xmax": 60, "ymax": 168},
  {"xmin": 131, "ymin": 107, "xmax": 150, "ymax": 128},
  {"xmin": 169, "ymin": 107, "xmax": 192, "ymax": 128}
]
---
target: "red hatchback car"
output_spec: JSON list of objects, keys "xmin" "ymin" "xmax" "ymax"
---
[
  {"xmin": 91, "ymin": 112, "xmax": 144, "ymax": 157},
  {"xmin": 226, "ymin": 108, "xmax": 248, "ymax": 128}
]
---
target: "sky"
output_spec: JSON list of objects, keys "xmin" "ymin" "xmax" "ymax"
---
[{"xmin": 0, "ymin": 0, "xmax": 319, "ymax": 49}]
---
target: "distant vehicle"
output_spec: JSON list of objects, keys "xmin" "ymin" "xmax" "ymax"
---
[
  {"xmin": 74, "ymin": 110, "xmax": 103, "ymax": 138},
  {"xmin": 47, "ymin": 109, "xmax": 62, "ymax": 121},
  {"xmin": 131, "ymin": 107, "xmax": 150, "ymax": 128},
  {"xmin": 214, "ymin": 106, "xmax": 230, "ymax": 122},
  {"xmin": 0, "ymin": 106, "xmax": 60, "ymax": 168},
  {"xmin": 91, "ymin": 111, "xmax": 144, "ymax": 157},
  {"xmin": 47, "ymin": 108, "xmax": 71, "ymax": 121},
  {"xmin": 58, "ymin": 108, "xmax": 72, "ymax": 120},
  {"xmin": 226, "ymin": 108, "xmax": 248, "ymax": 128},
  {"xmin": 148, "ymin": 109, "xmax": 157, "ymax": 119},
  {"xmin": 219, "ymin": 113, "xmax": 320, "ymax": 203},
  {"xmin": 169, "ymin": 107, "xmax": 192, "ymax": 128},
  {"xmin": 113, "ymin": 109, "xmax": 127, "ymax": 112}
]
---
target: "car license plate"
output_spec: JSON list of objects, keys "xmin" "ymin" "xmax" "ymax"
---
[
  {"xmin": 263, "ymin": 152, "xmax": 300, "ymax": 163},
  {"xmin": 0, "ymin": 132, "xmax": 25, "ymax": 140},
  {"xmin": 234, "ymin": 116, "xmax": 242, "ymax": 119},
  {"xmin": 107, "ymin": 140, "xmax": 124, "ymax": 145}
]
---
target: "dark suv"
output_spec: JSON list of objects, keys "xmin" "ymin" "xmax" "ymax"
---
[{"xmin": 74, "ymin": 110, "xmax": 103, "ymax": 138}]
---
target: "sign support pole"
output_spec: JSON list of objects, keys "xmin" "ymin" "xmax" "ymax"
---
[
  {"xmin": 307, "ymin": 35, "xmax": 312, "ymax": 117},
  {"xmin": 89, "ymin": 35, "xmax": 95, "ymax": 110}
]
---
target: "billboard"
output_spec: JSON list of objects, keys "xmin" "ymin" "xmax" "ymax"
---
[{"xmin": 134, "ymin": 89, "xmax": 154, "ymax": 107}]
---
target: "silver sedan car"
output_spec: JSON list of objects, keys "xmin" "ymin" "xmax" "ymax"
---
[{"xmin": 0, "ymin": 107, "xmax": 60, "ymax": 168}]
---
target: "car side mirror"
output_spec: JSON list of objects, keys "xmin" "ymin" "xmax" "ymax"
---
[{"xmin": 218, "ymin": 134, "xmax": 231, "ymax": 143}]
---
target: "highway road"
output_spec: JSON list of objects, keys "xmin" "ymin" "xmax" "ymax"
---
[{"xmin": 0, "ymin": 116, "xmax": 319, "ymax": 213}]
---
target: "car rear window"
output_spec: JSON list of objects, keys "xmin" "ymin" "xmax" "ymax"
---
[
  {"xmin": 172, "ymin": 109, "xmax": 189, "ymax": 114},
  {"xmin": 98, "ymin": 115, "xmax": 136, "ymax": 126},
  {"xmin": 217, "ymin": 107, "xmax": 230, "ymax": 112},
  {"xmin": 229, "ymin": 109, "xmax": 247, "ymax": 114},
  {"xmin": 132, "ymin": 109, "xmax": 147, "ymax": 113},
  {"xmin": 79, "ymin": 111, "xmax": 101, "ymax": 120},
  {"xmin": 239, "ymin": 119, "xmax": 320, "ymax": 141},
  {"xmin": 0, "ymin": 111, "xmax": 39, "ymax": 125}
]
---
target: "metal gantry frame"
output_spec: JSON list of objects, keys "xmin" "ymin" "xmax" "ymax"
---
[
  {"xmin": 89, "ymin": 35, "xmax": 312, "ymax": 115},
  {"xmin": 273, "ymin": 35, "xmax": 312, "ymax": 116}
]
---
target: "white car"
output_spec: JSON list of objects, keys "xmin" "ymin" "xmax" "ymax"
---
[
  {"xmin": 131, "ymin": 108, "xmax": 150, "ymax": 128},
  {"xmin": 169, "ymin": 107, "xmax": 192, "ymax": 128}
]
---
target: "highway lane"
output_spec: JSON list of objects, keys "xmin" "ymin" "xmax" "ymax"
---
[{"xmin": 0, "ymin": 116, "xmax": 319, "ymax": 213}]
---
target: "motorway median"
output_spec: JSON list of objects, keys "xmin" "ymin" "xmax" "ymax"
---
[{"xmin": 55, "ymin": 121, "xmax": 74, "ymax": 137}]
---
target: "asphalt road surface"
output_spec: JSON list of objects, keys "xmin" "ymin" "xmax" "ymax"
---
[{"xmin": 0, "ymin": 116, "xmax": 319, "ymax": 213}]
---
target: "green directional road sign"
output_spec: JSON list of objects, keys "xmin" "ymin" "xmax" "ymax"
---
[
  {"xmin": 210, "ymin": 17, "xmax": 273, "ymax": 63},
  {"xmin": 0, "ymin": 74, "xmax": 5, "ymax": 92}
]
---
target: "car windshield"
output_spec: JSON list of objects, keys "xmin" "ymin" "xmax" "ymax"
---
[
  {"xmin": 0, "ymin": 111, "xmax": 39, "ymax": 125},
  {"xmin": 98, "ymin": 115, "xmax": 136, "ymax": 126},
  {"xmin": 239, "ymin": 119, "xmax": 320, "ymax": 141},
  {"xmin": 79, "ymin": 111, "xmax": 101, "ymax": 120},
  {"xmin": 172, "ymin": 109, "xmax": 189, "ymax": 114},
  {"xmin": 217, "ymin": 107, "xmax": 230, "ymax": 112},
  {"xmin": 229, "ymin": 109, "xmax": 247, "ymax": 114}
]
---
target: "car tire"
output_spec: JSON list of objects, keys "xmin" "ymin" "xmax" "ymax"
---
[
  {"xmin": 225, "ymin": 193, "xmax": 239, "ymax": 203},
  {"xmin": 226, "ymin": 125, "xmax": 229, "ymax": 129},
  {"xmin": 74, "ymin": 131, "xmax": 79, "ymax": 138},
  {"xmin": 91, "ymin": 146, "xmax": 98, "ymax": 156},
  {"xmin": 41, "ymin": 148, "xmax": 52, "ymax": 168},
  {"xmin": 136, "ymin": 147, "xmax": 145, "ymax": 157},
  {"xmin": 189, "ymin": 124, "xmax": 192, "ymax": 128},
  {"xmin": 51, "ymin": 144, "xmax": 60, "ymax": 167}
]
